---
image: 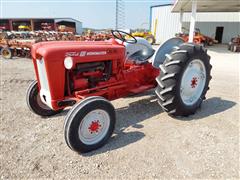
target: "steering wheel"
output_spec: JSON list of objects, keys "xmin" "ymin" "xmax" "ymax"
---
[{"xmin": 111, "ymin": 30, "xmax": 137, "ymax": 44}]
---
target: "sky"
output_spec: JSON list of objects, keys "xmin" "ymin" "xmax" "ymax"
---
[{"xmin": 0, "ymin": 0, "xmax": 173, "ymax": 29}]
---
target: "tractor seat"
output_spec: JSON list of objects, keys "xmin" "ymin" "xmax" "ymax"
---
[{"xmin": 128, "ymin": 48, "xmax": 155, "ymax": 64}]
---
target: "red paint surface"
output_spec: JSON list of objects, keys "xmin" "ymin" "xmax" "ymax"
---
[
  {"xmin": 31, "ymin": 38, "xmax": 159, "ymax": 110},
  {"xmin": 88, "ymin": 120, "xmax": 101, "ymax": 133},
  {"xmin": 191, "ymin": 77, "xmax": 198, "ymax": 88}
]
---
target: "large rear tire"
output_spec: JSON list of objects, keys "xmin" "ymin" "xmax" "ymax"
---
[
  {"xmin": 232, "ymin": 45, "xmax": 237, "ymax": 52},
  {"xmin": 230, "ymin": 44, "xmax": 234, "ymax": 52},
  {"xmin": 228, "ymin": 43, "xmax": 232, "ymax": 51},
  {"xmin": 64, "ymin": 96, "xmax": 116, "ymax": 153},
  {"xmin": 155, "ymin": 43, "xmax": 212, "ymax": 116}
]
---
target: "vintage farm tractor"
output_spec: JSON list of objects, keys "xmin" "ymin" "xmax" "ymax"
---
[
  {"xmin": 131, "ymin": 31, "xmax": 156, "ymax": 45},
  {"xmin": 176, "ymin": 28, "xmax": 215, "ymax": 46},
  {"xmin": 228, "ymin": 35, "xmax": 240, "ymax": 52},
  {"xmin": 26, "ymin": 30, "xmax": 212, "ymax": 153}
]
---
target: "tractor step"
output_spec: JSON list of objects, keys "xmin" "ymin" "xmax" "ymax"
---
[{"xmin": 129, "ymin": 85, "xmax": 154, "ymax": 94}]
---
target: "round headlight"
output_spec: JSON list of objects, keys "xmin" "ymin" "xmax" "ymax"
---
[{"xmin": 64, "ymin": 57, "xmax": 73, "ymax": 69}]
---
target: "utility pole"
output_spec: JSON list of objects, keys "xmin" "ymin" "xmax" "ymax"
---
[
  {"xmin": 115, "ymin": 0, "xmax": 118, "ymax": 29},
  {"xmin": 115, "ymin": 0, "xmax": 125, "ymax": 30}
]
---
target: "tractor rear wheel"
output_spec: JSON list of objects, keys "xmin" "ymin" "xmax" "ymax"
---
[
  {"xmin": 232, "ymin": 45, "xmax": 237, "ymax": 52},
  {"xmin": 1, "ymin": 47, "xmax": 13, "ymax": 59},
  {"xmin": 155, "ymin": 43, "xmax": 212, "ymax": 116},
  {"xmin": 26, "ymin": 80, "xmax": 62, "ymax": 117},
  {"xmin": 228, "ymin": 43, "xmax": 232, "ymax": 50},
  {"xmin": 208, "ymin": 41, "xmax": 214, "ymax": 46},
  {"xmin": 230, "ymin": 44, "xmax": 236, "ymax": 52},
  {"xmin": 64, "ymin": 96, "xmax": 116, "ymax": 153}
]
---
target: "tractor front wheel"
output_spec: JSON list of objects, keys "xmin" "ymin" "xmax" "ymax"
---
[
  {"xmin": 64, "ymin": 96, "xmax": 116, "ymax": 153},
  {"xmin": 155, "ymin": 43, "xmax": 212, "ymax": 116},
  {"xmin": 26, "ymin": 80, "xmax": 62, "ymax": 117}
]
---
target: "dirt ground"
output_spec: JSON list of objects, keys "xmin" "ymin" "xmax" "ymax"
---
[{"xmin": 0, "ymin": 44, "xmax": 239, "ymax": 179}]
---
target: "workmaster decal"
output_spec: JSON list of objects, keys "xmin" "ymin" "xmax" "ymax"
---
[{"xmin": 65, "ymin": 51, "xmax": 107, "ymax": 57}]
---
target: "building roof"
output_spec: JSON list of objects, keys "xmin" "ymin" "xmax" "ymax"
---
[
  {"xmin": 150, "ymin": 4, "xmax": 173, "ymax": 9},
  {"xmin": 172, "ymin": 0, "xmax": 240, "ymax": 12},
  {"xmin": 151, "ymin": 4, "xmax": 240, "ymax": 22},
  {"xmin": 0, "ymin": 18, "xmax": 82, "ymax": 23},
  {"xmin": 182, "ymin": 12, "xmax": 240, "ymax": 22}
]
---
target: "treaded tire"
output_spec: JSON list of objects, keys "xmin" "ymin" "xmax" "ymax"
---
[
  {"xmin": 232, "ymin": 45, "xmax": 237, "ymax": 52},
  {"xmin": 208, "ymin": 41, "xmax": 213, "ymax": 46},
  {"xmin": 146, "ymin": 35, "xmax": 156, "ymax": 45},
  {"xmin": 26, "ymin": 80, "xmax": 62, "ymax": 117},
  {"xmin": 1, "ymin": 47, "xmax": 13, "ymax": 59},
  {"xmin": 155, "ymin": 43, "xmax": 212, "ymax": 116},
  {"xmin": 228, "ymin": 44, "xmax": 231, "ymax": 51},
  {"xmin": 64, "ymin": 96, "xmax": 116, "ymax": 153}
]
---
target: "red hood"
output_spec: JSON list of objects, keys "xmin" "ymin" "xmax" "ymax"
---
[{"xmin": 31, "ymin": 39, "xmax": 124, "ymax": 60}]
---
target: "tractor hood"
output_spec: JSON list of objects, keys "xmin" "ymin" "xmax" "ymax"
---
[
  {"xmin": 31, "ymin": 40, "xmax": 124, "ymax": 60},
  {"xmin": 31, "ymin": 40, "xmax": 126, "ymax": 110}
]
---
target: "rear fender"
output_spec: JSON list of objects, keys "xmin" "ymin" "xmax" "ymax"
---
[
  {"xmin": 152, "ymin": 37, "xmax": 184, "ymax": 69},
  {"xmin": 124, "ymin": 37, "xmax": 152, "ymax": 58}
]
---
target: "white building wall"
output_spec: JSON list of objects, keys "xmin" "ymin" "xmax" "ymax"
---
[
  {"xmin": 151, "ymin": 5, "xmax": 240, "ymax": 44},
  {"xmin": 151, "ymin": 6, "xmax": 180, "ymax": 44},
  {"xmin": 182, "ymin": 12, "xmax": 240, "ymax": 22},
  {"xmin": 183, "ymin": 22, "xmax": 240, "ymax": 43}
]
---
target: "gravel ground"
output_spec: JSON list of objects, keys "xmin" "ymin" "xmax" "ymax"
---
[{"xmin": 0, "ymin": 44, "xmax": 239, "ymax": 179}]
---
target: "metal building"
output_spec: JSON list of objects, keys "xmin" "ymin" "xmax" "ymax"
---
[
  {"xmin": 55, "ymin": 18, "xmax": 83, "ymax": 34},
  {"xmin": 0, "ymin": 18, "xmax": 83, "ymax": 34},
  {"xmin": 150, "ymin": 4, "xmax": 240, "ymax": 44}
]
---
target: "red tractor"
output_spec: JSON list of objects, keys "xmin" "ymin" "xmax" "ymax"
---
[
  {"xmin": 228, "ymin": 35, "xmax": 240, "ymax": 52},
  {"xmin": 26, "ymin": 30, "xmax": 212, "ymax": 153},
  {"xmin": 176, "ymin": 28, "xmax": 215, "ymax": 46}
]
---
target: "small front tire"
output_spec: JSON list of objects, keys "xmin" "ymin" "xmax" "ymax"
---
[
  {"xmin": 26, "ymin": 80, "xmax": 62, "ymax": 117},
  {"xmin": 64, "ymin": 96, "xmax": 116, "ymax": 153}
]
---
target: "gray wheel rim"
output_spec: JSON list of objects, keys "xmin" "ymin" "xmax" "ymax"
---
[{"xmin": 180, "ymin": 59, "xmax": 206, "ymax": 106}]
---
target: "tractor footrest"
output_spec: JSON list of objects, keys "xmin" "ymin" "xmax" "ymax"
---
[
  {"xmin": 57, "ymin": 99, "xmax": 76, "ymax": 107},
  {"xmin": 129, "ymin": 85, "xmax": 154, "ymax": 94}
]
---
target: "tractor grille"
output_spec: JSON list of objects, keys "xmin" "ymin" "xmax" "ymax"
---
[{"xmin": 36, "ymin": 58, "xmax": 52, "ymax": 108}]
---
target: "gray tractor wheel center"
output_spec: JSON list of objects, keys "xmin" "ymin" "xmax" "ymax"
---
[
  {"xmin": 78, "ymin": 109, "xmax": 110, "ymax": 145},
  {"xmin": 180, "ymin": 59, "xmax": 206, "ymax": 106}
]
